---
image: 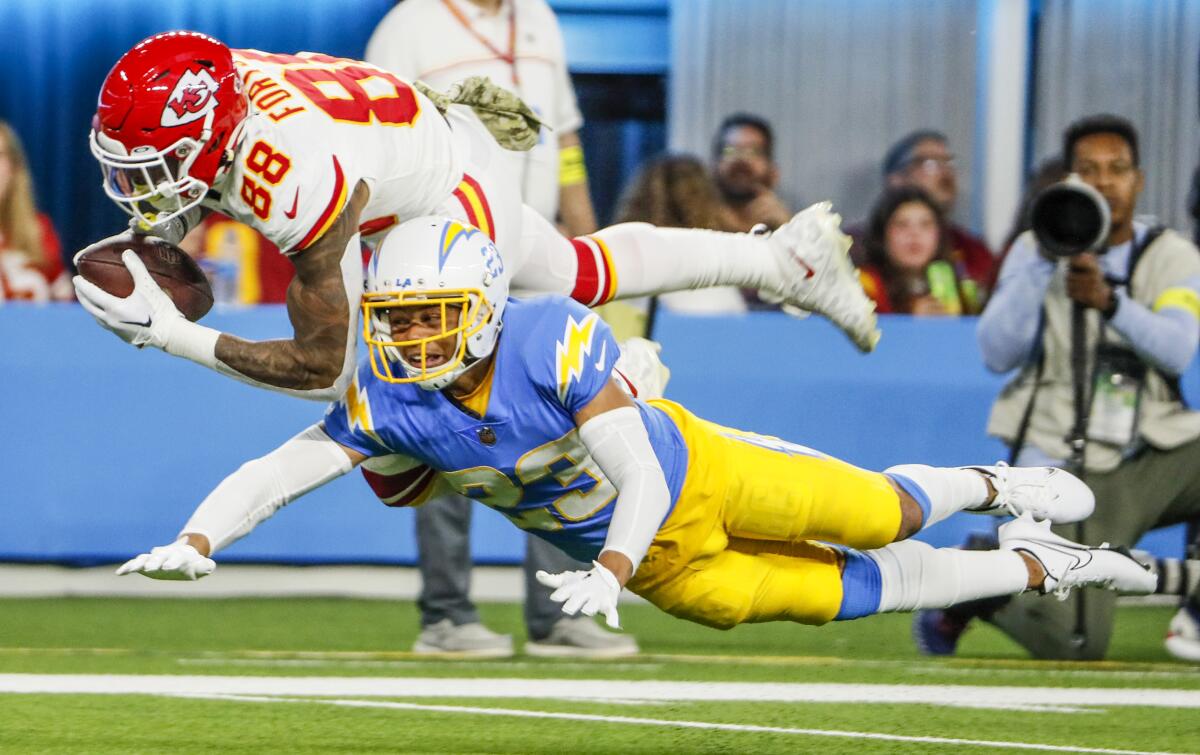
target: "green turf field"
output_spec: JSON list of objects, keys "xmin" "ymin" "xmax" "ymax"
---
[{"xmin": 1, "ymin": 598, "xmax": 1197, "ymax": 753}]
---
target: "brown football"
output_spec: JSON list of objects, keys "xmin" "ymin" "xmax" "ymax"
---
[{"xmin": 75, "ymin": 233, "xmax": 214, "ymax": 322}]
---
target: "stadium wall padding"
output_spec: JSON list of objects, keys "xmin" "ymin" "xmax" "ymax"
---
[{"xmin": 0, "ymin": 306, "xmax": 1190, "ymax": 565}]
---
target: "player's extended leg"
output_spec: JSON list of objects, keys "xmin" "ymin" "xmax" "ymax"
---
[
  {"xmin": 883, "ymin": 463, "xmax": 1096, "ymax": 532},
  {"xmin": 515, "ymin": 204, "xmax": 880, "ymax": 352},
  {"xmin": 836, "ymin": 516, "xmax": 1156, "ymax": 621},
  {"xmin": 629, "ymin": 516, "xmax": 1153, "ymax": 629},
  {"xmin": 628, "ymin": 404, "xmax": 1155, "ymax": 629}
]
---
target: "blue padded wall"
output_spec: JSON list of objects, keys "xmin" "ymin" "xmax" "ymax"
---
[{"xmin": 1, "ymin": 307, "xmax": 1188, "ymax": 564}]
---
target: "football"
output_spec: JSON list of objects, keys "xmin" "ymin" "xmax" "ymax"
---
[{"xmin": 75, "ymin": 233, "xmax": 214, "ymax": 322}]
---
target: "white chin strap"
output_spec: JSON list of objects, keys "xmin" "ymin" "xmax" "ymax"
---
[
  {"xmin": 409, "ymin": 360, "xmax": 472, "ymax": 391},
  {"xmin": 403, "ymin": 344, "xmax": 479, "ymax": 391}
]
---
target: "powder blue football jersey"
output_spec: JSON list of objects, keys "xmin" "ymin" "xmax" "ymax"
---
[{"xmin": 323, "ymin": 295, "xmax": 687, "ymax": 561}]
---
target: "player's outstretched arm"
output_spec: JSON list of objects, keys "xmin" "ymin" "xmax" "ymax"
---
[
  {"xmin": 116, "ymin": 424, "xmax": 366, "ymax": 580},
  {"xmin": 74, "ymin": 184, "xmax": 370, "ymax": 402},
  {"xmin": 536, "ymin": 380, "xmax": 671, "ymax": 628},
  {"xmin": 212, "ymin": 182, "xmax": 372, "ymax": 400}
]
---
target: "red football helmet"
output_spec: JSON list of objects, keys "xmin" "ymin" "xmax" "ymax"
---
[{"xmin": 90, "ymin": 31, "xmax": 249, "ymax": 228}]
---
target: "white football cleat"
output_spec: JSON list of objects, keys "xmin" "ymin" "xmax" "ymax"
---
[
  {"xmin": 765, "ymin": 202, "xmax": 880, "ymax": 352},
  {"xmin": 1164, "ymin": 606, "xmax": 1200, "ymax": 663},
  {"xmin": 963, "ymin": 462, "xmax": 1095, "ymax": 524},
  {"xmin": 999, "ymin": 515, "xmax": 1156, "ymax": 600}
]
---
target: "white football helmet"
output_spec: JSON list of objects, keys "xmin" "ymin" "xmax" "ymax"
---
[{"xmin": 363, "ymin": 216, "xmax": 509, "ymax": 390}]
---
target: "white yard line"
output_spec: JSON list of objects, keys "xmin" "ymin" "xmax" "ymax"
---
[
  {"xmin": 174, "ymin": 658, "xmax": 659, "ymax": 673},
  {"xmin": 3, "ymin": 647, "xmax": 1195, "ymax": 681},
  {"xmin": 1, "ymin": 674, "xmax": 1198, "ymax": 709},
  {"xmin": 165, "ymin": 692, "xmax": 1186, "ymax": 755}
]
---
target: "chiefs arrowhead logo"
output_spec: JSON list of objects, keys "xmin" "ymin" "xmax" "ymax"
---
[{"xmin": 160, "ymin": 68, "xmax": 220, "ymax": 128}]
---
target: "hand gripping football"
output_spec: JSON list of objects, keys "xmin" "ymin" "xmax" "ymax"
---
[{"xmin": 75, "ymin": 233, "xmax": 214, "ymax": 321}]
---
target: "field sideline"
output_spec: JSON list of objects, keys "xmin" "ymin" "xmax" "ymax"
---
[{"xmin": 2, "ymin": 597, "xmax": 1197, "ymax": 753}]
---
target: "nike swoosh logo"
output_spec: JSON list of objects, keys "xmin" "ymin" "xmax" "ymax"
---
[
  {"xmin": 283, "ymin": 189, "xmax": 299, "ymax": 219},
  {"xmin": 594, "ymin": 341, "xmax": 608, "ymax": 371},
  {"xmin": 795, "ymin": 255, "xmax": 816, "ymax": 279},
  {"xmin": 119, "ymin": 317, "xmax": 152, "ymax": 328}
]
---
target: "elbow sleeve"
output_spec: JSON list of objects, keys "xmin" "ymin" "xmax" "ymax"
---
[
  {"xmin": 182, "ymin": 424, "xmax": 354, "ymax": 552},
  {"xmin": 578, "ymin": 406, "xmax": 670, "ymax": 571}
]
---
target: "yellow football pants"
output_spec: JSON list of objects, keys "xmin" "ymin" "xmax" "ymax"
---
[{"xmin": 627, "ymin": 400, "xmax": 902, "ymax": 629}]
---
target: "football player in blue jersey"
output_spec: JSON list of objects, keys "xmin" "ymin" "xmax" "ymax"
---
[{"xmin": 117, "ymin": 217, "xmax": 1156, "ymax": 631}]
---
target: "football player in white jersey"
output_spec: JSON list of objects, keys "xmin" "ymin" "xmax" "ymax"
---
[{"xmin": 76, "ymin": 31, "xmax": 879, "ymax": 402}]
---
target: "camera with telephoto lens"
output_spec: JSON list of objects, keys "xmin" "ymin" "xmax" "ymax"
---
[{"xmin": 1030, "ymin": 173, "xmax": 1112, "ymax": 257}]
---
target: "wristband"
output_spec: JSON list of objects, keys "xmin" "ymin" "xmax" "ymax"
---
[
  {"xmin": 559, "ymin": 144, "xmax": 588, "ymax": 187},
  {"xmin": 164, "ymin": 318, "xmax": 222, "ymax": 369}
]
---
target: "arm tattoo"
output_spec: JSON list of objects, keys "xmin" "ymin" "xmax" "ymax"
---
[{"xmin": 214, "ymin": 183, "xmax": 369, "ymax": 390}]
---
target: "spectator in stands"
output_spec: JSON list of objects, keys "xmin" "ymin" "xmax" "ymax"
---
[
  {"xmin": 708, "ymin": 115, "xmax": 789, "ymax": 310},
  {"xmin": 367, "ymin": 0, "xmax": 635, "ymax": 659},
  {"xmin": 614, "ymin": 154, "xmax": 746, "ymax": 314},
  {"xmin": 857, "ymin": 186, "xmax": 983, "ymax": 315},
  {"xmin": 915, "ymin": 114, "xmax": 1200, "ymax": 662},
  {"xmin": 711, "ymin": 113, "xmax": 792, "ymax": 232},
  {"xmin": 850, "ymin": 130, "xmax": 995, "ymax": 301},
  {"xmin": 0, "ymin": 121, "xmax": 68, "ymax": 302}
]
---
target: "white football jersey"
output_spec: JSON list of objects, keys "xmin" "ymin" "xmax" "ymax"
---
[{"xmin": 211, "ymin": 50, "xmax": 465, "ymax": 253}]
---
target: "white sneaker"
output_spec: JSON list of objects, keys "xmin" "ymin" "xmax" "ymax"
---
[
  {"xmin": 999, "ymin": 515, "xmax": 1156, "ymax": 600},
  {"xmin": 1165, "ymin": 606, "xmax": 1200, "ymax": 662},
  {"xmin": 412, "ymin": 619, "xmax": 514, "ymax": 658},
  {"xmin": 963, "ymin": 462, "xmax": 1095, "ymax": 524},
  {"xmin": 765, "ymin": 202, "xmax": 879, "ymax": 352},
  {"xmin": 525, "ymin": 616, "xmax": 640, "ymax": 658}
]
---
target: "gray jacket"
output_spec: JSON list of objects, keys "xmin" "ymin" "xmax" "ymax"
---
[{"xmin": 988, "ymin": 228, "xmax": 1200, "ymax": 471}]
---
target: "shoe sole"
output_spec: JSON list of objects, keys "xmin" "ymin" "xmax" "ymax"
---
[
  {"xmin": 411, "ymin": 642, "xmax": 514, "ymax": 659},
  {"xmin": 524, "ymin": 642, "xmax": 639, "ymax": 659},
  {"xmin": 1005, "ymin": 533, "xmax": 1155, "ymax": 596}
]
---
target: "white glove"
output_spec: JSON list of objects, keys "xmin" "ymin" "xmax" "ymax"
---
[
  {"xmin": 535, "ymin": 560, "xmax": 622, "ymax": 629},
  {"xmin": 73, "ymin": 250, "xmax": 184, "ymax": 350},
  {"xmin": 115, "ymin": 538, "xmax": 216, "ymax": 581},
  {"xmin": 614, "ymin": 338, "xmax": 670, "ymax": 400}
]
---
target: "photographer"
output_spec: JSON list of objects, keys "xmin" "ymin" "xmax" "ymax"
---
[{"xmin": 920, "ymin": 114, "xmax": 1200, "ymax": 661}]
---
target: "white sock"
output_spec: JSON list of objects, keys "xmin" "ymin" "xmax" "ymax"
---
[
  {"xmin": 884, "ymin": 464, "xmax": 989, "ymax": 529},
  {"xmin": 867, "ymin": 540, "xmax": 1029, "ymax": 613},
  {"xmin": 591, "ymin": 222, "xmax": 780, "ymax": 297}
]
